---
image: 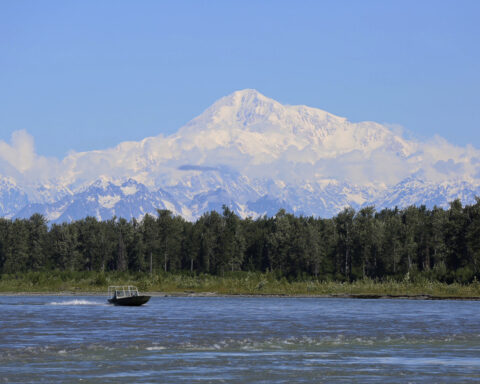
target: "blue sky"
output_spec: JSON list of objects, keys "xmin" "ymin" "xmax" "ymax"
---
[{"xmin": 1, "ymin": 0, "xmax": 479, "ymax": 158}]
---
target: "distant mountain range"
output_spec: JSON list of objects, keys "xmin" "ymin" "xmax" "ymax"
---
[{"xmin": 1, "ymin": 89, "xmax": 480, "ymax": 222}]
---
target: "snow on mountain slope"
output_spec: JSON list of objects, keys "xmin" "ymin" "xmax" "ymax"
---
[
  {"xmin": 15, "ymin": 179, "xmax": 182, "ymax": 223},
  {"xmin": 374, "ymin": 178, "xmax": 480, "ymax": 210},
  {"xmin": 2, "ymin": 89, "xmax": 480, "ymax": 222},
  {"xmin": 179, "ymin": 89, "xmax": 415, "ymax": 159},
  {"xmin": 0, "ymin": 177, "xmax": 28, "ymax": 218}
]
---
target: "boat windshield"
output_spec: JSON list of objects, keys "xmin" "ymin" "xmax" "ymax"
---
[{"xmin": 108, "ymin": 286, "xmax": 139, "ymax": 298}]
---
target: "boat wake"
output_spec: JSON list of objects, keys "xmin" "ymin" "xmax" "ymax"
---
[{"xmin": 48, "ymin": 299, "xmax": 104, "ymax": 306}]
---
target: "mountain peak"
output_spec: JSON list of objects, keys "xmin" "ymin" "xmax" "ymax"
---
[
  {"xmin": 225, "ymin": 88, "xmax": 271, "ymax": 103},
  {"xmin": 210, "ymin": 88, "xmax": 281, "ymax": 114},
  {"xmin": 181, "ymin": 89, "xmax": 286, "ymax": 134},
  {"xmin": 176, "ymin": 89, "xmax": 417, "ymax": 162},
  {"xmin": 188, "ymin": 89, "xmax": 348, "ymax": 132}
]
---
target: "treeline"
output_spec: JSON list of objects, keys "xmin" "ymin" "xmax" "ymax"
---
[{"xmin": 1, "ymin": 199, "xmax": 480, "ymax": 283}]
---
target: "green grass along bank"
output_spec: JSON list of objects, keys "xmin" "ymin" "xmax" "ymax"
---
[{"xmin": 1, "ymin": 271, "xmax": 480, "ymax": 299}]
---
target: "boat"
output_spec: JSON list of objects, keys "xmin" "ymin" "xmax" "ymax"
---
[{"xmin": 108, "ymin": 286, "xmax": 151, "ymax": 306}]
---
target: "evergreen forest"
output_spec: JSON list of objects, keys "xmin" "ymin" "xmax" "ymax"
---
[{"xmin": 1, "ymin": 198, "xmax": 480, "ymax": 284}]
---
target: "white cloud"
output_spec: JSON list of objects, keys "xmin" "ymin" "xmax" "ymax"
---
[
  {"xmin": 414, "ymin": 135, "xmax": 480, "ymax": 182},
  {"xmin": 310, "ymin": 149, "xmax": 411, "ymax": 185},
  {"xmin": 0, "ymin": 130, "xmax": 61, "ymax": 184},
  {"xmin": 0, "ymin": 130, "xmax": 36, "ymax": 173}
]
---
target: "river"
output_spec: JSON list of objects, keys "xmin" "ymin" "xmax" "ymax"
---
[{"xmin": 1, "ymin": 295, "xmax": 479, "ymax": 383}]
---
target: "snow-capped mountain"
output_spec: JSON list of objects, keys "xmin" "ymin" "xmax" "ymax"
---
[
  {"xmin": 374, "ymin": 178, "xmax": 480, "ymax": 211},
  {"xmin": 1, "ymin": 89, "xmax": 480, "ymax": 222},
  {"xmin": 15, "ymin": 179, "xmax": 182, "ymax": 223}
]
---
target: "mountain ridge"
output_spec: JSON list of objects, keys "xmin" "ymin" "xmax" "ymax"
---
[{"xmin": 1, "ymin": 89, "xmax": 479, "ymax": 222}]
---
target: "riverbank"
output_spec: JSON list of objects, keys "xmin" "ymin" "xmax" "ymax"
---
[
  {"xmin": 2, "ymin": 291, "xmax": 480, "ymax": 301},
  {"xmin": 1, "ymin": 271, "xmax": 480, "ymax": 299}
]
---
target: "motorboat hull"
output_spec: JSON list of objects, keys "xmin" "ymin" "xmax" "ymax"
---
[{"xmin": 108, "ymin": 295, "xmax": 151, "ymax": 306}]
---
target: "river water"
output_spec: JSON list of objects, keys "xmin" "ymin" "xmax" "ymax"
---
[{"xmin": 1, "ymin": 296, "xmax": 479, "ymax": 383}]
